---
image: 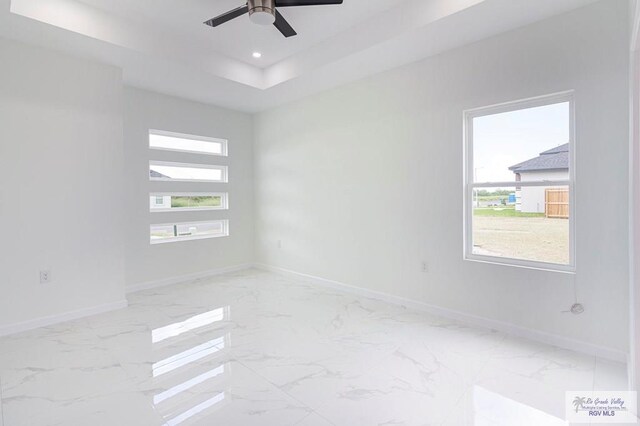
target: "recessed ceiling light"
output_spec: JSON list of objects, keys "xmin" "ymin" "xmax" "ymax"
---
[{"xmin": 252, "ymin": 52, "xmax": 262, "ymax": 59}]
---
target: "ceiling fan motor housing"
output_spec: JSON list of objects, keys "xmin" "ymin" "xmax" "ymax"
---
[{"xmin": 248, "ymin": 0, "xmax": 276, "ymax": 25}]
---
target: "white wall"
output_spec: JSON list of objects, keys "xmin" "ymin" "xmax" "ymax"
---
[
  {"xmin": 0, "ymin": 38, "xmax": 126, "ymax": 331},
  {"xmin": 255, "ymin": 1, "xmax": 630, "ymax": 353},
  {"xmin": 123, "ymin": 88, "xmax": 254, "ymax": 288}
]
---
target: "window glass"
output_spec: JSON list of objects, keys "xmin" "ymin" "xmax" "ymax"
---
[
  {"xmin": 149, "ymin": 162, "xmax": 227, "ymax": 183},
  {"xmin": 149, "ymin": 131, "xmax": 227, "ymax": 156},
  {"xmin": 150, "ymin": 221, "xmax": 229, "ymax": 244},
  {"xmin": 465, "ymin": 95, "xmax": 573, "ymax": 269},
  {"xmin": 149, "ymin": 194, "xmax": 227, "ymax": 211}
]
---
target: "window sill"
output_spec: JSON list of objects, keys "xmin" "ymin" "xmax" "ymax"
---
[
  {"xmin": 150, "ymin": 233, "xmax": 229, "ymax": 245},
  {"xmin": 150, "ymin": 207, "xmax": 227, "ymax": 213},
  {"xmin": 464, "ymin": 253, "xmax": 575, "ymax": 274}
]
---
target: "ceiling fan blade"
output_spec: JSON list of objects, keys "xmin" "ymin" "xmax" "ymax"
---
[
  {"xmin": 204, "ymin": 5, "xmax": 249, "ymax": 27},
  {"xmin": 273, "ymin": 10, "xmax": 297, "ymax": 37},
  {"xmin": 275, "ymin": 0, "xmax": 342, "ymax": 6}
]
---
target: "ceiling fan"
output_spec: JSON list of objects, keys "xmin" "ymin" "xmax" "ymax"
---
[{"xmin": 204, "ymin": 0, "xmax": 344, "ymax": 38}]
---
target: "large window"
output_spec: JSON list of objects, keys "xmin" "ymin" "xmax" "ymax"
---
[{"xmin": 464, "ymin": 92, "xmax": 574, "ymax": 271}]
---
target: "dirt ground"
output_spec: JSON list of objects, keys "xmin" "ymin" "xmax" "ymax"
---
[{"xmin": 472, "ymin": 216, "xmax": 570, "ymax": 265}]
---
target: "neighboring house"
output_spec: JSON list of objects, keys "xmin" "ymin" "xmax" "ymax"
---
[
  {"xmin": 150, "ymin": 194, "xmax": 171, "ymax": 210},
  {"xmin": 149, "ymin": 169, "xmax": 169, "ymax": 179},
  {"xmin": 509, "ymin": 143, "xmax": 569, "ymax": 213},
  {"xmin": 149, "ymin": 168, "xmax": 171, "ymax": 209}
]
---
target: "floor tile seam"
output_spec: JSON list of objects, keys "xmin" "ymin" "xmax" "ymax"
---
[
  {"xmin": 134, "ymin": 358, "xmax": 229, "ymax": 424},
  {"xmin": 293, "ymin": 410, "xmax": 338, "ymax": 426},
  {"xmin": 90, "ymin": 350, "xmax": 171, "ymax": 426},
  {"xmin": 233, "ymin": 358, "xmax": 328, "ymax": 425},
  {"xmin": 113, "ymin": 357, "xmax": 171, "ymax": 426},
  {"xmin": 93, "ymin": 343, "xmax": 169, "ymax": 410},
  {"xmin": 469, "ymin": 332, "xmax": 510, "ymax": 384},
  {"xmin": 145, "ymin": 401, "xmax": 170, "ymax": 426}
]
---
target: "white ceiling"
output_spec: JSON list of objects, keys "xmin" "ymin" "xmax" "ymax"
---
[
  {"xmin": 0, "ymin": 0, "xmax": 599, "ymax": 112},
  {"xmin": 75, "ymin": 0, "xmax": 408, "ymax": 68}
]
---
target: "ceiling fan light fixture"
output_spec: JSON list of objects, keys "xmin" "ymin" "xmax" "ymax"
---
[
  {"xmin": 248, "ymin": 0, "xmax": 276, "ymax": 26},
  {"xmin": 204, "ymin": 0, "xmax": 343, "ymax": 37}
]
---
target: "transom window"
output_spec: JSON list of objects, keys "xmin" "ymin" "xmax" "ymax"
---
[
  {"xmin": 464, "ymin": 92, "xmax": 575, "ymax": 271},
  {"xmin": 149, "ymin": 161, "xmax": 227, "ymax": 183},
  {"xmin": 149, "ymin": 193, "xmax": 228, "ymax": 212},
  {"xmin": 150, "ymin": 220, "xmax": 229, "ymax": 244},
  {"xmin": 149, "ymin": 130, "xmax": 227, "ymax": 156}
]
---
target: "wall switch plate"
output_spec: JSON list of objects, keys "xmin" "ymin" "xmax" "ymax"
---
[{"xmin": 40, "ymin": 270, "xmax": 52, "ymax": 284}]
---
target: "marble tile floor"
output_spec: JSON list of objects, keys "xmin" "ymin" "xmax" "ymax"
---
[{"xmin": 0, "ymin": 270, "xmax": 629, "ymax": 426}]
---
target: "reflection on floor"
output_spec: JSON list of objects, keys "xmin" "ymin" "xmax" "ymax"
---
[{"xmin": 0, "ymin": 270, "xmax": 629, "ymax": 425}]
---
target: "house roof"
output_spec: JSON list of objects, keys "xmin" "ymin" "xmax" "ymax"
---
[
  {"xmin": 509, "ymin": 143, "xmax": 569, "ymax": 173},
  {"xmin": 150, "ymin": 169, "xmax": 170, "ymax": 179}
]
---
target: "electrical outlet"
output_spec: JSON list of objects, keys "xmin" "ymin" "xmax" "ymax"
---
[
  {"xmin": 422, "ymin": 261, "xmax": 429, "ymax": 273},
  {"xmin": 40, "ymin": 270, "xmax": 52, "ymax": 284},
  {"xmin": 277, "ymin": 240, "xmax": 282, "ymax": 249}
]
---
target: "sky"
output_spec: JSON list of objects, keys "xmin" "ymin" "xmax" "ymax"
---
[
  {"xmin": 150, "ymin": 133, "xmax": 224, "ymax": 155},
  {"xmin": 472, "ymin": 101, "xmax": 570, "ymax": 184},
  {"xmin": 151, "ymin": 164, "xmax": 223, "ymax": 181}
]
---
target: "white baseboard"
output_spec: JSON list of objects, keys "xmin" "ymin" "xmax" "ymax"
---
[
  {"xmin": 0, "ymin": 300, "xmax": 128, "ymax": 337},
  {"xmin": 126, "ymin": 263, "xmax": 253, "ymax": 294},
  {"xmin": 255, "ymin": 263, "xmax": 628, "ymax": 363}
]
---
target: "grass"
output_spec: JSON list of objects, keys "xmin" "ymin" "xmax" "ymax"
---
[
  {"xmin": 172, "ymin": 196, "xmax": 222, "ymax": 208},
  {"xmin": 473, "ymin": 206, "xmax": 544, "ymax": 218},
  {"xmin": 476, "ymin": 195, "xmax": 509, "ymax": 201}
]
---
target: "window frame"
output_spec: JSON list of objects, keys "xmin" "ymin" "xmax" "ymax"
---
[
  {"xmin": 150, "ymin": 220, "xmax": 230, "ymax": 245},
  {"xmin": 149, "ymin": 129, "xmax": 228, "ymax": 157},
  {"xmin": 463, "ymin": 91, "xmax": 576, "ymax": 273},
  {"xmin": 149, "ymin": 192, "xmax": 229, "ymax": 212},
  {"xmin": 149, "ymin": 161, "xmax": 228, "ymax": 183}
]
